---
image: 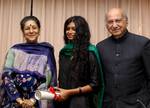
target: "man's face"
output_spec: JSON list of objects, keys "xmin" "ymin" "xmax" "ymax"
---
[{"xmin": 106, "ymin": 9, "xmax": 128, "ymax": 39}]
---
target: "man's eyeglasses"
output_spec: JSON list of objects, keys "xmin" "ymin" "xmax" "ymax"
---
[{"xmin": 106, "ymin": 18, "xmax": 126, "ymax": 26}]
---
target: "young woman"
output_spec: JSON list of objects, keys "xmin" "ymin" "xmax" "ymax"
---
[
  {"xmin": 55, "ymin": 16, "xmax": 104, "ymax": 108},
  {"xmin": 0, "ymin": 16, "xmax": 57, "ymax": 108}
]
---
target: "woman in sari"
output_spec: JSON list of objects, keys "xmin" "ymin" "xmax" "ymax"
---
[{"xmin": 0, "ymin": 16, "xmax": 57, "ymax": 108}]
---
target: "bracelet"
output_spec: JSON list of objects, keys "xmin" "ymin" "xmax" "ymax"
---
[{"xmin": 79, "ymin": 87, "xmax": 82, "ymax": 94}]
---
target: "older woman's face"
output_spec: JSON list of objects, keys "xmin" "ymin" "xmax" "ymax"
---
[
  {"xmin": 66, "ymin": 22, "xmax": 76, "ymax": 40},
  {"xmin": 23, "ymin": 20, "xmax": 40, "ymax": 43}
]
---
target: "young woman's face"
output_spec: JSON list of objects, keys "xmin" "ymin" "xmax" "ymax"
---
[
  {"xmin": 23, "ymin": 20, "xmax": 40, "ymax": 43},
  {"xmin": 66, "ymin": 22, "xmax": 76, "ymax": 40}
]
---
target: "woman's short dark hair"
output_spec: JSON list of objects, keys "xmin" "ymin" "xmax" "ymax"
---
[{"xmin": 20, "ymin": 16, "xmax": 41, "ymax": 31}]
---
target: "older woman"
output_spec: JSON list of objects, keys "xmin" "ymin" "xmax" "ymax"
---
[{"xmin": 0, "ymin": 16, "xmax": 57, "ymax": 108}]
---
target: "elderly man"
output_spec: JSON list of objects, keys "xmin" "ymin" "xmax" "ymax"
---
[{"xmin": 96, "ymin": 8, "xmax": 150, "ymax": 108}]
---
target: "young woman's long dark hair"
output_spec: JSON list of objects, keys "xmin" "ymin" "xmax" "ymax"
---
[{"xmin": 64, "ymin": 16, "xmax": 91, "ymax": 78}]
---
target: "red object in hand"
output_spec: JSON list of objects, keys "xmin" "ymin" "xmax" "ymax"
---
[
  {"xmin": 49, "ymin": 87, "xmax": 61, "ymax": 101},
  {"xmin": 49, "ymin": 87, "xmax": 55, "ymax": 94}
]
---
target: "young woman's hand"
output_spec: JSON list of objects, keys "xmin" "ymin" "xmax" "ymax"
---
[{"xmin": 54, "ymin": 87, "xmax": 71, "ymax": 102}]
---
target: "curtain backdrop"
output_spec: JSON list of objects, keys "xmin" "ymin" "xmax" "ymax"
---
[{"xmin": 0, "ymin": 0, "xmax": 150, "ymax": 72}]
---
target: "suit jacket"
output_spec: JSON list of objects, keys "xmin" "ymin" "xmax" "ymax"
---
[{"xmin": 96, "ymin": 30, "xmax": 150, "ymax": 108}]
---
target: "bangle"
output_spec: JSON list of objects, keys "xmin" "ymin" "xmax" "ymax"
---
[{"xmin": 79, "ymin": 87, "xmax": 82, "ymax": 94}]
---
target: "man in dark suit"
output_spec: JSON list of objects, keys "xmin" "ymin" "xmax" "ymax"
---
[{"xmin": 96, "ymin": 8, "xmax": 150, "ymax": 108}]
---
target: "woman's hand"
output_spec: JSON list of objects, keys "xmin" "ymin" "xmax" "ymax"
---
[
  {"xmin": 54, "ymin": 85, "xmax": 92, "ymax": 102},
  {"xmin": 22, "ymin": 98, "xmax": 35, "ymax": 108},
  {"xmin": 16, "ymin": 98, "xmax": 23, "ymax": 105},
  {"xmin": 54, "ymin": 87, "xmax": 71, "ymax": 102},
  {"xmin": 16, "ymin": 98, "xmax": 35, "ymax": 108}
]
